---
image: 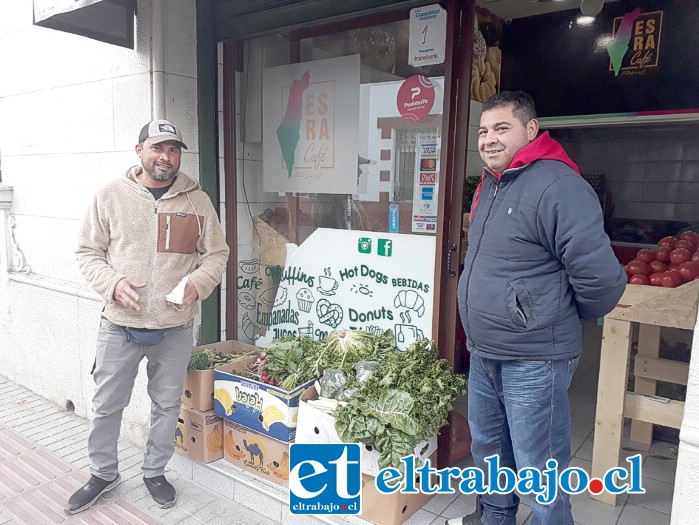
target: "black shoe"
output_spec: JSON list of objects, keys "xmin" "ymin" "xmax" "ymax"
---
[
  {"xmin": 64, "ymin": 474, "xmax": 121, "ymax": 514},
  {"xmin": 143, "ymin": 475, "xmax": 176, "ymax": 508}
]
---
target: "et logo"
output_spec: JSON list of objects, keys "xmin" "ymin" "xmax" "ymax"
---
[{"xmin": 289, "ymin": 444, "xmax": 362, "ymax": 515}]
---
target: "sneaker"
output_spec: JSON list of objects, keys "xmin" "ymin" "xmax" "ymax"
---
[
  {"xmin": 143, "ymin": 475, "xmax": 176, "ymax": 508},
  {"xmin": 64, "ymin": 474, "xmax": 121, "ymax": 514}
]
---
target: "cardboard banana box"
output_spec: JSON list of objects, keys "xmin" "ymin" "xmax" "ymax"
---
[
  {"xmin": 214, "ymin": 368, "xmax": 314, "ymax": 442},
  {"xmin": 174, "ymin": 406, "xmax": 223, "ymax": 464},
  {"xmin": 182, "ymin": 339, "xmax": 261, "ymax": 411},
  {"xmin": 222, "ymin": 420, "xmax": 290, "ymax": 487},
  {"xmin": 295, "ymin": 387, "xmax": 438, "ymax": 476}
]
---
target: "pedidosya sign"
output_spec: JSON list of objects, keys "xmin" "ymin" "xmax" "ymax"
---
[{"xmin": 397, "ymin": 76, "xmax": 436, "ymax": 122}]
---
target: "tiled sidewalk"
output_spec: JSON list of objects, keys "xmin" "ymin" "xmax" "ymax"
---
[
  {"xmin": 0, "ymin": 376, "xmax": 276, "ymax": 525},
  {"xmin": 0, "ymin": 321, "xmax": 679, "ymax": 525}
]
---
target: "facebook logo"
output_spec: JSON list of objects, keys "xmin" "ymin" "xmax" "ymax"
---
[{"xmin": 289, "ymin": 444, "xmax": 362, "ymax": 515}]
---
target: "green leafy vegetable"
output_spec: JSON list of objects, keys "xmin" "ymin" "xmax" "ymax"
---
[
  {"xmin": 250, "ymin": 337, "xmax": 314, "ymax": 390},
  {"xmin": 302, "ymin": 329, "xmax": 395, "ymax": 387},
  {"xmin": 335, "ymin": 338, "xmax": 466, "ymax": 472},
  {"xmin": 187, "ymin": 349, "xmax": 257, "ymax": 372}
]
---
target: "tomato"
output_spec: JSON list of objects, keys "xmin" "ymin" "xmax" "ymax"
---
[
  {"xmin": 655, "ymin": 246, "xmax": 672, "ymax": 263},
  {"xmin": 667, "ymin": 264, "xmax": 682, "ymax": 273},
  {"xmin": 648, "ymin": 259, "xmax": 668, "ymax": 273},
  {"xmin": 679, "ymin": 231, "xmax": 699, "ymax": 244},
  {"xmin": 660, "ymin": 271, "xmax": 683, "ymax": 288},
  {"xmin": 625, "ymin": 259, "xmax": 652, "ymax": 276},
  {"xmin": 693, "ymin": 252, "xmax": 699, "ymax": 263},
  {"xmin": 635, "ymin": 249, "xmax": 655, "ymax": 263},
  {"xmin": 649, "ymin": 272, "xmax": 664, "ymax": 286},
  {"xmin": 658, "ymin": 236, "xmax": 678, "ymax": 248},
  {"xmin": 675, "ymin": 240, "xmax": 697, "ymax": 253},
  {"xmin": 669, "ymin": 248, "xmax": 692, "ymax": 265},
  {"xmin": 678, "ymin": 261, "xmax": 699, "ymax": 282},
  {"xmin": 629, "ymin": 274, "xmax": 650, "ymax": 285}
]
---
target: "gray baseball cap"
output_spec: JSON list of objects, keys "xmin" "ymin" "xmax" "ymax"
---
[{"xmin": 138, "ymin": 119, "xmax": 188, "ymax": 149}]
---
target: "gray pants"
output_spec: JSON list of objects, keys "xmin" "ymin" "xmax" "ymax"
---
[{"xmin": 88, "ymin": 317, "xmax": 193, "ymax": 480}]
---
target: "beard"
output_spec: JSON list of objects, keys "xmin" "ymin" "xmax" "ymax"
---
[{"xmin": 150, "ymin": 169, "xmax": 177, "ymax": 181}]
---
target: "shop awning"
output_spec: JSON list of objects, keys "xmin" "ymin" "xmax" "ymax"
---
[{"xmin": 33, "ymin": 0, "xmax": 136, "ymax": 49}]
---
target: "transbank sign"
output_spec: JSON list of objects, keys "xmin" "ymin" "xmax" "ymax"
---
[{"xmin": 608, "ymin": 8, "xmax": 663, "ymax": 77}]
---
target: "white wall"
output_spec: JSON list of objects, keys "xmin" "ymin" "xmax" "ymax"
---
[
  {"xmin": 672, "ymin": 313, "xmax": 699, "ymax": 524},
  {"xmin": 0, "ymin": 0, "xmax": 199, "ymax": 448}
]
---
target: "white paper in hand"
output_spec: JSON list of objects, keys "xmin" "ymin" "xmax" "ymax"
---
[{"xmin": 165, "ymin": 276, "xmax": 189, "ymax": 305}]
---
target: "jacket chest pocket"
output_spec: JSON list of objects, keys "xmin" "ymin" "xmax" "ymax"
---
[{"xmin": 157, "ymin": 213, "xmax": 201, "ymax": 254}]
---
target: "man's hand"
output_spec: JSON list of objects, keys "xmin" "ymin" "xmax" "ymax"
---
[
  {"xmin": 114, "ymin": 278, "xmax": 146, "ymax": 311},
  {"xmin": 182, "ymin": 280, "xmax": 199, "ymax": 306}
]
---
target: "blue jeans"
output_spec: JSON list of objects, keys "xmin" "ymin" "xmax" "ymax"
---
[{"xmin": 467, "ymin": 354, "xmax": 580, "ymax": 525}]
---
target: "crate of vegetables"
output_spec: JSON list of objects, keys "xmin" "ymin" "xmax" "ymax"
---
[
  {"xmin": 182, "ymin": 341, "xmax": 259, "ymax": 411},
  {"xmin": 213, "ymin": 338, "xmax": 316, "ymax": 442},
  {"xmin": 623, "ymin": 230, "xmax": 699, "ymax": 289}
]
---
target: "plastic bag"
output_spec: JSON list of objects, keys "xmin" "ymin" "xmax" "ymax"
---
[
  {"xmin": 356, "ymin": 360, "xmax": 381, "ymax": 384},
  {"xmin": 319, "ymin": 369, "xmax": 347, "ymax": 399},
  {"xmin": 336, "ymin": 387, "xmax": 359, "ymax": 402}
]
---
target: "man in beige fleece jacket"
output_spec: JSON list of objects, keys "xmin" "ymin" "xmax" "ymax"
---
[{"xmin": 66, "ymin": 120, "xmax": 229, "ymax": 514}]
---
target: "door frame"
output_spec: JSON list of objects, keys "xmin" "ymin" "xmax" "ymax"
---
[{"xmin": 220, "ymin": 0, "xmax": 476, "ymax": 466}]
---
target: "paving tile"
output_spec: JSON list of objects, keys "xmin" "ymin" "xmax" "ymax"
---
[
  {"xmin": 401, "ymin": 509, "xmax": 439, "ymax": 525},
  {"xmin": 570, "ymin": 431, "xmax": 589, "ymax": 458},
  {"xmin": 570, "ymin": 412, "xmax": 595, "ymax": 437},
  {"xmin": 569, "ymin": 491, "xmax": 624, "ymax": 525},
  {"xmin": 421, "ymin": 492, "xmax": 459, "ymax": 515},
  {"xmin": 642, "ymin": 455, "xmax": 678, "ymax": 485},
  {"xmin": 440, "ymin": 493, "xmax": 478, "ymax": 520},
  {"xmin": 234, "ymin": 483, "xmax": 283, "ymax": 523},
  {"xmin": 626, "ymin": 476, "xmax": 674, "ymax": 515},
  {"xmin": 617, "ymin": 502, "xmax": 670, "ymax": 525},
  {"xmin": 0, "ymin": 507, "xmax": 18, "ymax": 524},
  {"xmin": 190, "ymin": 461, "xmax": 236, "ymax": 499}
]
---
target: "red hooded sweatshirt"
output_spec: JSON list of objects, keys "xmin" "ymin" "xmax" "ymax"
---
[{"xmin": 468, "ymin": 131, "xmax": 580, "ymax": 223}]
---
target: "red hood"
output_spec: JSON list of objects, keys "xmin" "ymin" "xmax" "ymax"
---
[
  {"xmin": 468, "ymin": 132, "xmax": 579, "ymax": 224},
  {"xmin": 508, "ymin": 131, "xmax": 579, "ymax": 173}
]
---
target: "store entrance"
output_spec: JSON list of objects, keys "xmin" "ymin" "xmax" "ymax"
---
[{"xmin": 220, "ymin": 1, "xmax": 478, "ymax": 465}]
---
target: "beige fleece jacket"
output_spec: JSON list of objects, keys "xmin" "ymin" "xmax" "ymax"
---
[{"xmin": 76, "ymin": 167, "xmax": 230, "ymax": 329}]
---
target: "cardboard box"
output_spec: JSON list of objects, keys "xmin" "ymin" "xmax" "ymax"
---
[
  {"xmin": 295, "ymin": 388, "xmax": 438, "ymax": 476},
  {"xmin": 214, "ymin": 368, "xmax": 314, "ymax": 442},
  {"xmin": 174, "ymin": 406, "xmax": 223, "ymax": 464},
  {"xmin": 222, "ymin": 419, "xmax": 289, "ymax": 487},
  {"xmin": 182, "ymin": 340, "xmax": 260, "ymax": 411},
  {"xmin": 360, "ymin": 452, "xmax": 437, "ymax": 525}
]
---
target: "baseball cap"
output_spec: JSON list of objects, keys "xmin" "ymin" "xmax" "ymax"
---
[{"xmin": 138, "ymin": 119, "xmax": 188, "ymax": 149}]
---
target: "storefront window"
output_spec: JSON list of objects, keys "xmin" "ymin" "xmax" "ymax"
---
[{"xmin": 233, "ymin": 12, "xmax": 447, "ymax": 344}]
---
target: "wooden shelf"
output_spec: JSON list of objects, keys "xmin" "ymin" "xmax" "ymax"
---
[{"xmin": 591, "ymin": 279, "xmax": 699, "ymax": 506}]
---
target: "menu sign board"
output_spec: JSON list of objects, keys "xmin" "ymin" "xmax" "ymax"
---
[
  {"xmin": 500, "ymin": 1, "xmax": 698, "ymax": 117},
  {"xmin": 254, "ymin": 229, "xmax": 435, "ymax": 351}
]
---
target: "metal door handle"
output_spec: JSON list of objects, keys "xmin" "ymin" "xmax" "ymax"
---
[{"xmin": 447, "ymin": 243, "xmax": 457, "ymax": 278}]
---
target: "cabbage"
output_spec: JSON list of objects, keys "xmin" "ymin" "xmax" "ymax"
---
[{"xmin": 303, "ymin": 329, "xmax": 394, "ymax": 380}]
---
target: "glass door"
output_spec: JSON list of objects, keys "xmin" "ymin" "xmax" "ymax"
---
[{"xmin": 227, "ymin": 7, "xmax": 463, "ymax": 354}]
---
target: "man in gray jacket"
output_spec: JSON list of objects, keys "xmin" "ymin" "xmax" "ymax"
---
[
  {"xmin": 66, "ymin": 120, "xmax": 229, "ymax": 514},
  {"xmin": 450, "ymin": 92, "xmax": 626, "ymax": 525}
]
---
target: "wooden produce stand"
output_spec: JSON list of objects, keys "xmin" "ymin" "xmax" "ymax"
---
[{"xmin": 591, "ymin": 279, "xmax": 699, "ymax": 505}]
